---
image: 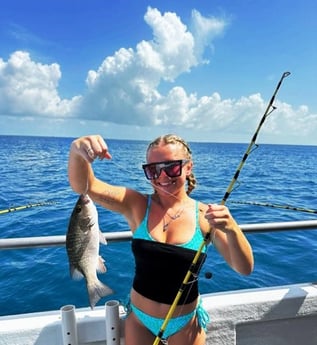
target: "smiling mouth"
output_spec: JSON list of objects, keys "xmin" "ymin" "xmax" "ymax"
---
[{"xmin": 157, "ymin": 180, "xmax": 176, "ymax": 187}]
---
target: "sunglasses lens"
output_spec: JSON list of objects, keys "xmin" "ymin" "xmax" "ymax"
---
[
  {"xmin": 164, "ymin": 162, "xmax": 182, "ymax": 178},
  {"xmin": 144, "ymin": 165, "xmax": 159, "ymax": 179}
]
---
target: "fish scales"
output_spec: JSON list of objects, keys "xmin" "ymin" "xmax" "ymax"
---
[{"xmin": 66, "ymin": 194, "xmax": 113, "ymax": 308}]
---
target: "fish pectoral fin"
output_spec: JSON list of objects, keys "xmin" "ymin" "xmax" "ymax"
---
[
  {"xmin": 97, "ymin": 256, "xmax": 107, "ymax": 273},
  {"xmin": 99, "ymin": 230, "xmax": 107, "ymax": 245},
  {"xmin": 87, "ymin": 280, "xmax": 114, "ymax": 309},
  {"xmin": 71, "ymin": 267, "xmax": 84, "ymax": 280}
]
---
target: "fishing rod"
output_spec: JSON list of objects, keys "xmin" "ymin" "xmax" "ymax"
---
[
  {"xmin": 0, "ymin": 201, "xmax": 58, "ymax": 215},
  {"xmin": 221, "ymin": 71, "xmax": 291, "ymax": 204},
  {"xmin": 229, "ymin": 200, "xmax": 317, "ymax": 215},
  {"xmin": 152, "ymin": 71, "xmax": 291, "ymax": 345}
]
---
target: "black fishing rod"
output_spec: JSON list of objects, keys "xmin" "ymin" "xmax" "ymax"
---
[
  {"xmin": 221, "ymin": 71, "xmax": 291, "ymax": 204},
  {"xmin": 0, "ymin": 201, "xmax": 58, "ymax": 215},
  {"xmin": 152, "ymin": 71, "xmax": 291, "ymax": 345},
  {"xmin": 230, "ymin": 200, "xmax": 317, "ymax": 215}
]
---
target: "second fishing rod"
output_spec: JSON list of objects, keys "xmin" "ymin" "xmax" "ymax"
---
[{"xmin": 152, "ymin": 71, "xmax": 291, "ymax": 345}]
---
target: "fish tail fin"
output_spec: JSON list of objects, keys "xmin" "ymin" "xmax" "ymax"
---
[{"xmin": 87, "ymin": 279, "xmax": 114, "ymax": 309}]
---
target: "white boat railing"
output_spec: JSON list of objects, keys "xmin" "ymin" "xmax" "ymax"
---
[
  {"xmin": 0, "ymin": 219, "xmax": 317, "ymax": 250},
  {"xmin": 1, "ymin": 219, "xmax": 317, "ymax": 345}
]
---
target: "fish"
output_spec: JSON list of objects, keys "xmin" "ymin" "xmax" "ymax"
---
[{"xmin": 66, "ymin": 194, "xmax": 113, "ymax": 309}]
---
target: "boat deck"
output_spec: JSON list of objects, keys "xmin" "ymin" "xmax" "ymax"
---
[{"xmin": 1, "ymin": 282, "xmax": 317, "ymax": 345}]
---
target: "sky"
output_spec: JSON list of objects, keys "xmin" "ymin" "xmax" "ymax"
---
[{"xmin": 0, "ymin": 0, "xmax": 316, "ymax": 145}]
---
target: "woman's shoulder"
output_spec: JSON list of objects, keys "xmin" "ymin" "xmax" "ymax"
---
[
  {"xmin": 125, "ymin": 189, "xmax": 149, "ymax": 209},
  {"xmin": 125, "ymin": 190, "xmax": 150, "ymax": 231}
]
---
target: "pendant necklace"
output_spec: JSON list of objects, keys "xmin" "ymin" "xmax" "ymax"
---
[{"xmin": 163, "ymin": 207, "xmax": 184, "ymax": 231}]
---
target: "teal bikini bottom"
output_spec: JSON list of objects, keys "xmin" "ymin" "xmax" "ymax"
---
[{"xmin": 125, "ymin": 298, "xmax": 210, "ymax": 340}]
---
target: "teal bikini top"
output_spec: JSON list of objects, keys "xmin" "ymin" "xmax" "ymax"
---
[{"xmin": 133, "ymin": 195, "xmax": 206, "ymax": 252}]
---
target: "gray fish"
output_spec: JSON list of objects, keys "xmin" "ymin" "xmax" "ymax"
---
[{"xmin": 66, "ymin": 194, "xmax": 113, "ymax": 308}]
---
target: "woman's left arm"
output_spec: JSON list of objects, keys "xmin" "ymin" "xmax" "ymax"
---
[{"xmin": 205, "ymin": 204, "xmax": 254, "ymax": 275}]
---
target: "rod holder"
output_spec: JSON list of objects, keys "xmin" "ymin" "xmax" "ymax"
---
[
  {"xmin": 61, "ymin": 305, "xmax": 78, "ymax": 345},
  {"xmin": 105, "ymin": 300, "xmax": 120, "ymax": 345}
]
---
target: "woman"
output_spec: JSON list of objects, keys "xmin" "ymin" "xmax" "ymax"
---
[{"xmin": 68, "ymin": 134, "xmax": 254, "ymax": 345}]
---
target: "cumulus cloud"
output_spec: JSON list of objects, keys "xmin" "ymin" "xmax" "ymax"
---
[
  {"xmin": 0, "ymin": 7, "xmax": 316, "ymax": 143},
  {"xmin": 78, "ymin": 7, "xmax": 230, "ymax": 125},
  {"xmin": 0, "ymin": 51, "xmax": 80, "ymax": 117}
]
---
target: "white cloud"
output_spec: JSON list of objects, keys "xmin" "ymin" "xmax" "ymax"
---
[
  {"xmin": 190, "ymin": 9, "xmax": 227, "ymax": 60},
  {"xmin": 143, "ymin": 7, "xmax": 197, "ymax": 80},
  {"xmin": 262, "ymin": 102, "xmax": 317, "ymax": 138},
  {"xmin": 78, "ymin": 7, "xmax": 229, "ymax": 124},
  {"xmin": 0, "ymin": 7, "xmax": 316, "ymax": 144},
  {"xmin": 0, "ymin": 51, "xmax": 79, "ymax": 116}
]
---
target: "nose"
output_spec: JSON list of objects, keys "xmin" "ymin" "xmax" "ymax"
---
[{"xmin": 157, "ymin": 168, "xmax": 171, "ymax": 179}]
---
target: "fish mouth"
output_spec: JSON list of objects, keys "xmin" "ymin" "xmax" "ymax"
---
[{"xmin": 80, "ymin": 194, "xmax": 91, "ymax": 205}]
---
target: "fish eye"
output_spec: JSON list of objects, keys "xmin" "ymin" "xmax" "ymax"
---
[{"xmin": 75, "ymin": 205, "xmax": 82, "ymax": 213}]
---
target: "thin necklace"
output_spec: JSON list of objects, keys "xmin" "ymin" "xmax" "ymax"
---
[{"xmin": 163, "ymin": 206, "xmax": 184, "ymax": 231}]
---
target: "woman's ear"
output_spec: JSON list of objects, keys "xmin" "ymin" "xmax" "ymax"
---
[{"xmin": 185, "ymin": 161, "xmax": 193, "ymax": 176}]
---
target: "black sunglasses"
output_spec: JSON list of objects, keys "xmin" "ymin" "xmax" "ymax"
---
[{"xmin": 142, "ymin": 159, "xmax": 189, "ymax": 180}]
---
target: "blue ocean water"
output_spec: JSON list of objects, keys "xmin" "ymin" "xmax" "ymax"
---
[{"xmin": 0, "ymin": 135, "xmax": 316, "ymax": 317}]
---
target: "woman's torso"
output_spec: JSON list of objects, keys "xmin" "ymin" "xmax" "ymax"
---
[{"xmin": 130, "ymin": 195, "xmax": 208, "ymax": 317}]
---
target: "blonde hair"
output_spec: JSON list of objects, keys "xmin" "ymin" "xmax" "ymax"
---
[{"xmin": 147, "ymin": 134, "xmax": 196, "ymax": 195}]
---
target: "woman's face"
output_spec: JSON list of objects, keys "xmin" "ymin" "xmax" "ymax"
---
[{"xmin": 145, "ymin": 143, "xmax": 192, "ymax": 194}]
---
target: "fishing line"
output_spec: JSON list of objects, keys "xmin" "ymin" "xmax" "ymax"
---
[
  {"xmin": 229, "ymin": 200, "xmax": 317, "ymax": 215},
  {"xmin": 152, "ymin": 71, "xmax": 291, "ymax": 345},
  {"xmin": 0, "ymin": 201, "xmax": 58, "ymax": 215}
]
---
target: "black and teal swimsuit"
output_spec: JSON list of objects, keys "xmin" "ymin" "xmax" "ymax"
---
[
  {"xmin": 132, "ymin": 196, "xmax": 208, "ymax": 305},
  {"xmin": 128, "ymin": 196, "xmax": 210, "ymax": 339}
]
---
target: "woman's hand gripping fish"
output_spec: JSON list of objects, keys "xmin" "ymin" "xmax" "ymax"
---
[{"xmin": 66, "ymin": 194, "xmax": 113, "ymax": 308}]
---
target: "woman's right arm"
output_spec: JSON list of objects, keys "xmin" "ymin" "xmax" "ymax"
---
[
  {"xmin": 68, "ymin": 134, "xmax": 112, "ymax": 193},
  {"xmin": 68, "ymin": 135, "xmax": 144, "ymax": 220}
]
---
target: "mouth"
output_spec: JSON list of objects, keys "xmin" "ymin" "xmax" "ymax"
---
[
  {"xmin": 156, "ymin": 180, "xmax": 176, "ymax": 187},
  {"xmin": 80, "ymin": 194, "xmax": 91, "ymax": 205}
]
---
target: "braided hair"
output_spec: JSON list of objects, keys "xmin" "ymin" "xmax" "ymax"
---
[{"xmin": 146, "ymin": 134, "xmax": 197, "ymax": 195}]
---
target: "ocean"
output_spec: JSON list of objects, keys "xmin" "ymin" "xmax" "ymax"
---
[{"xmin": 0, "ymin": 135, "xmax": 316, "ymax": 317}]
